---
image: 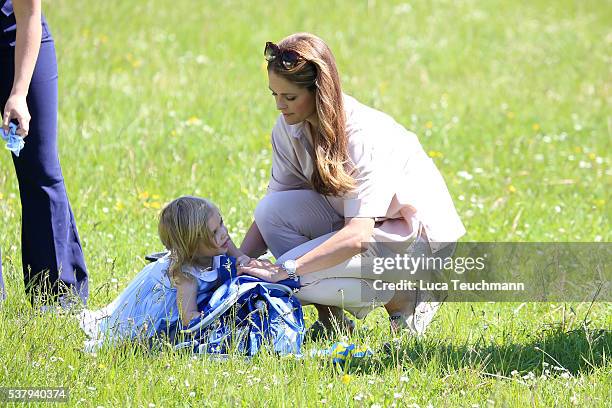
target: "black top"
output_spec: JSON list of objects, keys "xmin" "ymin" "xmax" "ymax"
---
[{"xmin": 1, "ymin": 0, "xmax": 52, "ymax": 48}]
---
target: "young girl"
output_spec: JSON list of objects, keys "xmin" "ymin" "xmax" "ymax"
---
[{"xmin": 79, "ymin": 196, "xmax": 250, "ymax": 350}]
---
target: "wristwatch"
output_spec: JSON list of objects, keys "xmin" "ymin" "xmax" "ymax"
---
[{"xmin": 282, "ymin": 259, "xmax": 298, "ymax": 281}]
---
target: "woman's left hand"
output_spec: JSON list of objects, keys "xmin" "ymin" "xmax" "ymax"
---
[{"xmin": 238, "ymin": 259, "xmax": 288, "ymax": 283}]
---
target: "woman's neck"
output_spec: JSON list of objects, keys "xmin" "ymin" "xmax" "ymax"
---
[{"xmin": 305, "ymin": 116, "xmax": 319, "ymax": 132}]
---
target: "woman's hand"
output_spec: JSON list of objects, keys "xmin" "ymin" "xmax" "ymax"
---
[
  {"xmin": 2, "ymin": 94, "xmax": 31, "ymax": 137},
  {"xmin": 238, "ymin": 259, "xmax": 289, "ymax": 283}
]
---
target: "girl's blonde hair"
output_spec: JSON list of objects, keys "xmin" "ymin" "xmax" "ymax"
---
[
  {"xmin": 268, "ymin": 32, "xmax": 355, "ymax": 196},
  {"xmin": 158, "ymin": 196, "xmax": 218, "ymax": 282}
]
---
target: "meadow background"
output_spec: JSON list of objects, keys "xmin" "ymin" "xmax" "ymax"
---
[{"xmin": 0, "ymin": 0, "xmax": 610, "ymax": 406}]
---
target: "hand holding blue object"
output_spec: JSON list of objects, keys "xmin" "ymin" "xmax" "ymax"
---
[{"xmin": 1, "ymin": 123, "xmax": 25, "ymax": 157}]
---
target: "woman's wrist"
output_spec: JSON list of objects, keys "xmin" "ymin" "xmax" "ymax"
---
[
  {"xmin": 277, "ymin": 265, "xmax": 290, "ymax": 280},
  {"xmin": 8, "ymin": 89, "xmax": 28, "ymax": 98}
]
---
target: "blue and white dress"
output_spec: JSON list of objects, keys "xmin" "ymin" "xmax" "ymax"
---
[{"xmin": 79, "ymin": 255, "xmax": 233, "ymax": 351}]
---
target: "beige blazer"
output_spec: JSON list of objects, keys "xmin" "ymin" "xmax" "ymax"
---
[{"xmin": 267, "ymin": 94, "xmax": 466, "ymax": 251}]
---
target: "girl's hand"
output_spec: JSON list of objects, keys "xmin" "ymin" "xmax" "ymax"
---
[
  {"xmin": 238, "ymin": 260, "xmax": 288, "ymax": 283},
  {"xmin": 3, "ymin": 94, "xmax": 31, "ymax": 137},
  {"xmin": 236, "ymin": 254, "xmax": 252, "ymax": 267}
]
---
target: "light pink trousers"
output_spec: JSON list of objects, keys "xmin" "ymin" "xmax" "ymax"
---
[{"xmin": 255, "ymin": 190, "xmax": 430, "ymax": 319}]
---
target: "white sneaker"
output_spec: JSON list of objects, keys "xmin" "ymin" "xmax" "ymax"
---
[
  {"xmin": 412, "ymin": 299, "xmax": 442, "ymax": 335},
  {"xmin": 389, "ymin": 289, "xmax": 445, "ymax": 336}
]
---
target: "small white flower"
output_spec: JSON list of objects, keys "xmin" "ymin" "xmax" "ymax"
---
[
  {"xmin": 457, "ymin": 171, "xmax": 474, "ymax": 180},
  {"xmin": 510, "ymin": 370, "xmax": 519, "ymax": 376},
  {"xmin": 148, "ymin": 404, "xmax": 155, "ymax": 408},
  {"xmin": 394, "ymin": 393, "xmax": 404, "ymax": 399},
  {"xmin": 553, "ymin": 366, "xmax": 565, "ymax": 371},
  {"xmin": 522, "ymin": 372, "xmax": 536, "ymax": 380},
  {"xmin": 87, "ymin": 386, "xmax": 96, "ymax": 391},
  {"xmin": 555, "ymin": 206, "xmax": 562, "ymax": 213},
  {"xmin": 560, "ymin": 372, "xmax": 571, "ymax": 379},
  {"xmin": 102, "ymin": 207, "xmax": 109, "ymax": 213},
  {"xmin": 184, "ymin": 379, "xmax": 190, "ymax": 387},
  {"xmin": 354, "ymin": 394, "xmax": 364, "ymax": 401},
  {"xmin": 189, "ymin": 391, "xmax": 196, "ymax": 397},
  {"xmin": 400, "ymin": 376, "xmax": 409, "ymax": 382}
]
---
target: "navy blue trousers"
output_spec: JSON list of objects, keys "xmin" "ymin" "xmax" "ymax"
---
[{"xmin": 0, "ymin": 40, "xmax": 88, "ymax": 305}]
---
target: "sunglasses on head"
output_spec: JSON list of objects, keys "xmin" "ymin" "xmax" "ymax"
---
[{"xmin": 264, "ymin": 42, "xmax": 302, "ymax": 70}]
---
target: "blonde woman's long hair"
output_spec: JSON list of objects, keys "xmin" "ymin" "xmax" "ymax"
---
[
  {"xmin": 158, "ymin": 196, "xmax": 217, "ymax": 282},
  {"xmin": 268, "ymin": 32, "xmax": 355, "ymax": 196}
]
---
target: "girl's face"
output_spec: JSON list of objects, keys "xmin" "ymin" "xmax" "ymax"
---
[
  {"xmin": 268, "ymin": 70, "xmax": 317, "ymax": 127},
  {"xmin": 196, "ymin": 210, "xmax": 229, "ymax": 257}
]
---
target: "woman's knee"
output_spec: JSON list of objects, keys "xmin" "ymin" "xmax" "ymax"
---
[
  {"xmin": 254, "ymin": 190, "xmax": 317, "ymax": 227},
  {"xmin": 254, "ymin": 193, "xmax": 281, "ymax": 229}
]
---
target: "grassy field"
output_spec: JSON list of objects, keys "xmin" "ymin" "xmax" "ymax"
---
[{"xmin": 1, "ymin": 0, "xmax": 610, "ymax": 406}]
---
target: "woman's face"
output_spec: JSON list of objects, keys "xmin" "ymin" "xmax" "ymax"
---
[
  {"xmin": 268, "ymin": 70, "xmax": 317, "ymax": 126},
  {"xmin": 196, "ymin": 210, "xmax": 229, "ymax": 256}
]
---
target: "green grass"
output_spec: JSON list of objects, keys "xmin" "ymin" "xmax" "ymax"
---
[{"xmin": 1, "ymin": 0, "xmax": 610, "ymax": 406}]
